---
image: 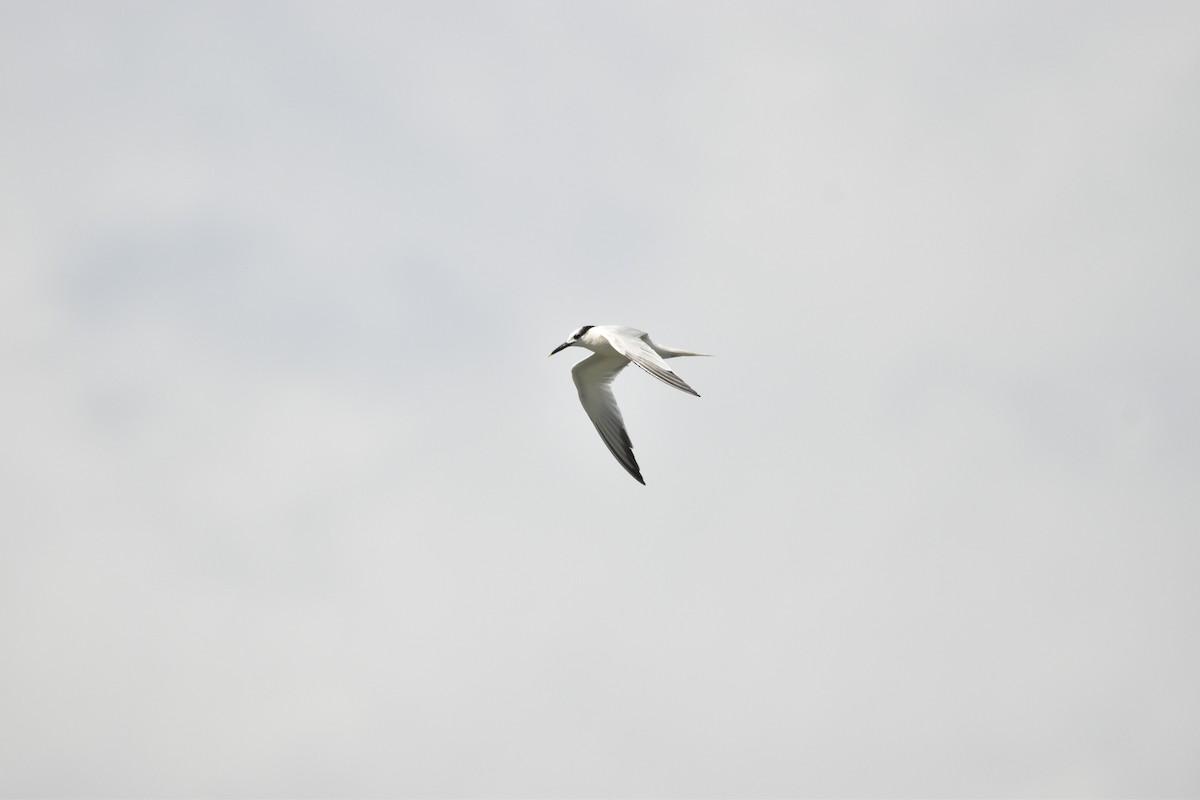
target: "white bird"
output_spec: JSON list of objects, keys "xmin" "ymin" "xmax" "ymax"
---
[{"xmin": 549, "ymin": 324, "xmax": 709, "ymax": 485}]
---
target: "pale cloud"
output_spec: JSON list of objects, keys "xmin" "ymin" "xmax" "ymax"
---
[{"xmin": 1, "ymin": 2, "xmax": 1198, "ymax": 796}]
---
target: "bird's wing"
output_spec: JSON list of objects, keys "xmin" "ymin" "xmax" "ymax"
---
[
  {"xmin": 571, "ymin": 353, "xmax": 644, "ymax": 484},
  {"xmin": 603, "ymin": 330, "xmax": 701, "ymax": 397}
]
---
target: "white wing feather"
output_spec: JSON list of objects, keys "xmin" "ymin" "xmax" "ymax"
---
[
  {"xmin": 571, "ymin": 353, "xmax": 643, "ymax": 484},
  {"xmin": 602, "ymin": 329, "xmax": 701, "ymax": 397}
]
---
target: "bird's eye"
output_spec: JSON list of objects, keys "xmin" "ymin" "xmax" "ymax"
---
[{"xmin": 575, "ymin": 325, "xmax": 593, "ymax": 340}]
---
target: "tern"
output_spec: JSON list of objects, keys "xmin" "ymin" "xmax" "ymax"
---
[{"xmin": 549, "ymin": 324, "xmax": 709, "ymax": 485}]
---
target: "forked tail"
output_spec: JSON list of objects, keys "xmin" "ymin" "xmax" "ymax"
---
[{"xmin": 653, "ymin": 345, "xmax": 713, "ymax": 359}]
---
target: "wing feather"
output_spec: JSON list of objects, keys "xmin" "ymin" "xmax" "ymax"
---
[
  {"xmin": 602, "ymin": 330, "xmax": 701, "ymax": 397},
  {"xmin": 571, "ymin": 353, "xmax": 644, "ymax": 484}
]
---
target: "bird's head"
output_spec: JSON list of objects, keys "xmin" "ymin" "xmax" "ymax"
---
[{"xmin": 549, "ymin": 324, "xmax": 594, "ymax": 356}]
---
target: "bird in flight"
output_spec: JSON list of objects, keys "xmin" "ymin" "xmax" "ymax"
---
[{"xmin": 549, "ymin": 324, "xmax": 709, "ymax": 484}]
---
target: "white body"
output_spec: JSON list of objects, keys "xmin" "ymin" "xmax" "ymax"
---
[{"xmin": 549, "ymin": 325, "xmax": 709, "ymax": 485}]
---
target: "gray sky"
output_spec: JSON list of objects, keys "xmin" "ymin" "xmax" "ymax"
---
[{"xmin": 2, "ymin": 1, "xmax": 1198, "ymax": 796}]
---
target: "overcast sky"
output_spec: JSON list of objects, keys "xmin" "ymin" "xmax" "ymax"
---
[{"xmin": 2, "ymin": 1, "xmax": 1198, "ymax": 797}]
